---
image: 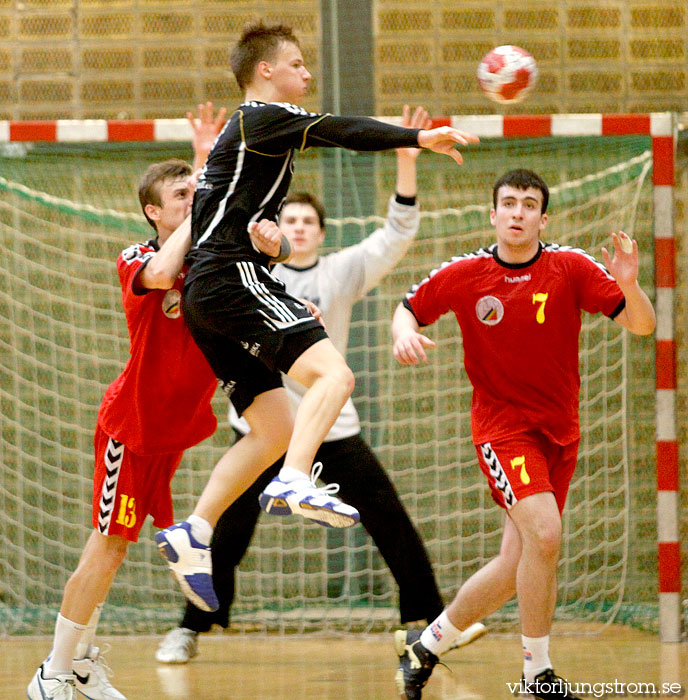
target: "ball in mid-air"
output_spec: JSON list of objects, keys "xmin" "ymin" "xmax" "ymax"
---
[{"xmin": 477, "ymin": 45, "xmax": 538, "ymax": 104}]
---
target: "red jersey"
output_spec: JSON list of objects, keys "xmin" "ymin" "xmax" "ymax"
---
[
  {"xmin": 97, "ymin": 240, "xmax": 218, "ymax": 455},
  {"xmin": 404, "ymin": 242, "xmax": 625, "ymax": 446}
]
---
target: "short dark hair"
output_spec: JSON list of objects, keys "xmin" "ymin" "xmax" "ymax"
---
[
  {"xmin": 281, "ymin": 192, "xmax": 326, "ymax": 229},
  {"xmin": 492, "ymin": 169, "xmax": 549, "ymax": 214},
  {"xmin": 230, "ymin": 21, "xmax": 300, "ymax": 91},
  {"xmin": 138, "ymin": 159, "xmax": 192, "ymax": 230}
]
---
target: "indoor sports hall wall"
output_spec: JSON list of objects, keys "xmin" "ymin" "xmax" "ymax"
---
[{"xmin": 0, "ymin": 1, "xmax": 685, "ymax": 120}]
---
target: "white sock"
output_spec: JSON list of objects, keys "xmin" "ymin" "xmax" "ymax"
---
[
  {"xmin": 74, "ymin": 602, "xmax": 103, "ymax": 659},
  {"xmin": 278, "ymin": 466, "xmax": 309, "ymax": 482},
  {"xmin": 43, "ymin": 613, "xmax": 87, "ymax": 678},
  {"xmin": 186, "ymin": 514, "xmax": 213, "ymax": 546},
  {"xmin": 522, "ymin": 634, "xmax": 551, "ymax": 682},
  {"xmin": 419, "ymin": 611, "xmax": 462, "ymax": 656}
]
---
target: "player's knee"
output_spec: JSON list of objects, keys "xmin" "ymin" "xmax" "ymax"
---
[
  {"xmin": 266, "ymin": 420, "xmax": 292, "ymax": 455},
  {"xmin": 530, "ymin": 521, "xmax": 561, "ymax": 561},
  {"xmin": 100, "ymin": 536, "xmax": 129, "ymax": 571},
  {"xmin": 331, "ymin": 361, "xmax": 355, "ymax": 397},
  {"xmin": 75, "ymin": 535, "xmax": 128, "ymax": 580}
]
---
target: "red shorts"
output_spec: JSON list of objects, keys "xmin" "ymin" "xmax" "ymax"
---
[
  {"xmin": 475, "ymin": 432, "xmax": 579, "ymax": 514},
  {"xmin": 92, "ymin": 425, "xmax": 184, "ymax": 542}
]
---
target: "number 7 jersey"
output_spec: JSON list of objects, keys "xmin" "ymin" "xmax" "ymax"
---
[{"xmin": 403, "ymin": 242, "xmax": 626, "ymax": 446}]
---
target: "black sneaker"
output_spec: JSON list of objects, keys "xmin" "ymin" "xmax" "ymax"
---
[
  {"xmin": 394, "ymin": 629, "xmax": 438, "ymax": 700},
  {"xmin": 521, "ymin": 668, "xmax": 581, "ymax": 699}
]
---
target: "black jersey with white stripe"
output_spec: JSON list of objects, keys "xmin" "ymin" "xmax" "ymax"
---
[{"xmin": 186, "ymin": 101, "xmax": 419, "ymax": 283}]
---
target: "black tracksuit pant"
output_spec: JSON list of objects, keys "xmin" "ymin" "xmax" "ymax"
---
[{"xmin": 180, "ymin": 433, "xmax": 444, "ymax": 631}]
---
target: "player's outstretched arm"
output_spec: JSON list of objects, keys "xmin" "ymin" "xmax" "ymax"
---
[
  {"xmin": 392, "ymin": 303, "xmax": 436, "ymax": 365},
  {"xmin": 305, "ymin": 114, "xmax": 478, "ymax": 165},
  {"xmin": 602, "ymin": 231, "xmax": 656, "ymax": 335},
  {"xmin": 417, "ymin": 126, "xmax": 480, "ymax": 165},
  {"xmin": 188, "ymin": 101, "xmax": 227, "ymax": 173}
]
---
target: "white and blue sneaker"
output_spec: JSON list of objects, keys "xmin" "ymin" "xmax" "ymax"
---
[
  {"xmin": 27, "ymin": 665, "xmax": 77, "ymax": 700},
  {"xmin": 155, "ymin": 521, "xmax": 218, "ymax": 612},
  {"xmin": 259, "ymin": 462, "xmax": 360, "ymax": 528},
  {"xmin": 72, "ymin": 645, "xmax": 126, "ymax": 699}
]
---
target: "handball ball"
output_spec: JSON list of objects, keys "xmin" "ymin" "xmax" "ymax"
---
[{"xmin": 477, "ymin": 45, "xmax": 538, "ymax": 104}]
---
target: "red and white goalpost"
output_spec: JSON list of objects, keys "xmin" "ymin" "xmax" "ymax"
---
[{"xmin": 0, "ymin": 113, "xmax": 681, "ymax": 640}]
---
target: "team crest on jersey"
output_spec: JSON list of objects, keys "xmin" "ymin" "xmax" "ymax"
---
[
  {"xmin": 475, "ymin": 295, "xmax": 504, "ymax": 325},
  {"xmin": 162, "ymin": 289, "xmax": 181, "ymax": 318}
]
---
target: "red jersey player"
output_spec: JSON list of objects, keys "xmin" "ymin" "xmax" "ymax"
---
[
  {"xmin": 27, "ymin": 105, "xmax": 228, "ymax": 700},
  {"xmin": 391, "ymin": 169, "xmax": 655, "ymax": 700}
]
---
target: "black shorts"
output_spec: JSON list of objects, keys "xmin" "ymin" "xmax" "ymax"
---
[{"xmin": 182, "ymin": 261, "xmax": 328, "ymax": 416}]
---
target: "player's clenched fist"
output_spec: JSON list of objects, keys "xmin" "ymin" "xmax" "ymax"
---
[{"xmin": 249, "ymin": 219, "xmax": 283, "ymax": 258}]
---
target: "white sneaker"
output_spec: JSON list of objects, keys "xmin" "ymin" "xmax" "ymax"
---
[
  {"xmin": 155, "ymin": 627, "xmax": 198, "ymax": 664},
  {"xmin": 27, "ymin": 665, "xmax": 77, "ymax": 700},
  {"xmin": 259, "ymin": 462, "xmax": 360, "ymax": 528},
  {"xmin": 154, "ymin": 521, "xmax": 219, "ymax": 612},
  {"xmin": 446, "ymin": 622, "xmax": 488, "ymax": 652},
  {"xmin": 156, "ymin": 627, "xmax": 199, "ymax": 664},
  {"xmin": 72, "ymin": 645, "xmax": 126, "ymax": 700}
]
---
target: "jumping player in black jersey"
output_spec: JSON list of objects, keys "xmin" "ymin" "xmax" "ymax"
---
[{"xmin": 155, "ymin": 20, "xmax": 479, "ymax": 613}]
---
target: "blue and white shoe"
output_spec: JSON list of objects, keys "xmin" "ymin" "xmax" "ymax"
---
[
  {"xmin": 259, "ymin": 462, "xmax": 360, "ymax": 528},
  {"xmin": 154, "ymin": 521, "xmax": 218, "ymax": 612},
  {"xmin": 27, "ymin": 665, "xmax": 77, "ymax": 700}
]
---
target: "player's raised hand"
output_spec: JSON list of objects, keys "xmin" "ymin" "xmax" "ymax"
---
[
  {"xmin": 249, "ymin": 219, "xmax": 283, "ymax": 258},
  {"xmin": 187, "ymin": 101, "xmax": 227, "ymax": 159},
  {"xmin": 397, "ymin": 105, "xmax": 430, "ymax": 161},
  {"xmin": 601, "ymin": 231, "xmax": 638, "ymax": 288},
  {"xmin": 393, "ymin": 329, "xmax": 436, "ymax": 365},
  {"xmin": 417, "ymin": 126, "xmax": 479, "ymax": 165}
]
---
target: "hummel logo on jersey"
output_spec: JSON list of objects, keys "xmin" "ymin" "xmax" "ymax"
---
[{"xmin": 504, "ymin": 273, "xmax": 531, "ymax": 283}]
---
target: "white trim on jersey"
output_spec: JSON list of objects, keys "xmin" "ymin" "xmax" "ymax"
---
[
  {"xmin": 406, "ymin": 246, "xmax": 493, "ymax": 298},
  {"xmin": 541, "ymin": 242, "xmax": 615, "ymax": 280},
  {"xmin": 406, "ymin": 241, "xmax": 613, "ymax": 300},
  {"xmin": 196, "ymin": 141, "xmax": 246, "ymax": 248},
  {"xmin": 246, "ymin": 152, "xmax": 293, "ymax": 231},
  {"xmin": 120, "ymin": 243, "xmax": 154, "ymax": 266},
  {"xmin": 270, "ymin": 102, "xmax": 319, "ymax": 117}
]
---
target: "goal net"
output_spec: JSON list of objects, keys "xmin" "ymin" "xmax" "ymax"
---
[{"xmin": 0, "ymin": 130, "xmax": 658, "ymax": 636}]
